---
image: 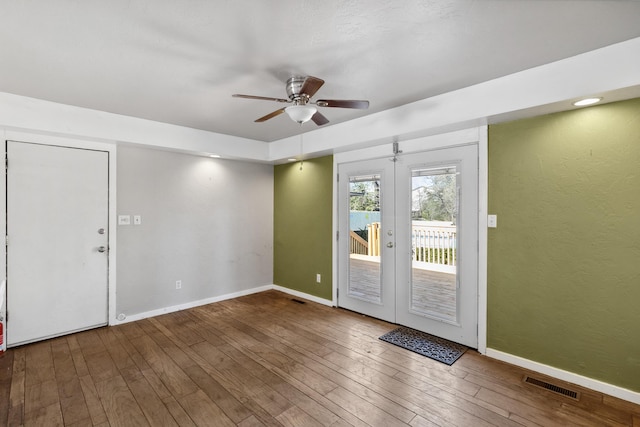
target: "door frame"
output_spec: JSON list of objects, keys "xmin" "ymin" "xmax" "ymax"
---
[
  {"xmin": 333, "ymin": 127, "xmax": 489, "ymax": 354},
  {"xmin": 1, "ymin": 130, "xmax": 118, "ymax": 337}
]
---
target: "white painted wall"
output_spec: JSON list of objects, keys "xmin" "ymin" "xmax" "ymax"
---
[{"xmin": 116, "ymin": 146, "xmax": 273, "ymax": 319}]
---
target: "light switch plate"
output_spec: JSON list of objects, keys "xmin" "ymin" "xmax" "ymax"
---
[
  {"xmin": 118, "ymin": 215, "xmax": 131, "ymax": 225},
  {"xmin": 488, "ymin": 214, "xmax": 497, "ymax": 228},
  {"xmin": 133, "ymin": 215, "xmax": 142, "ymax": 225}
]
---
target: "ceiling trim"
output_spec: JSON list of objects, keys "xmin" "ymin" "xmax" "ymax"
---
[
  {"xmin": 0, "ymin": 37, "xmax": 638, "ymax": 163},
  {"xmin": 268, "ymin": 37, "xmax": 640, "ymax": 162},
  {"xmin": 0, "ymin": 92, "xmax": 269, "ymax": 162}
]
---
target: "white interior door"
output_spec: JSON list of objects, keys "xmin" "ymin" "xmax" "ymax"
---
[
  {"xmin": 337, "ymin": 144, "xmax": 478, "ymax": 347},
  {"xmin": 6, "ymin": 141, "xmax": 109, "ymax": 346},
  {"xmin": 338, "ymin": 158, "xmax": 395, "ymax": 322}
]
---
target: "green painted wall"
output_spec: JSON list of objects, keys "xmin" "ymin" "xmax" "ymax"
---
[
  {"xmin": 273, "ymin": 156, "xmax": 333, "ymax": 300},
  {"xmin": 488, "ymin": 98, "xmax": 640, "ymax": 392}
]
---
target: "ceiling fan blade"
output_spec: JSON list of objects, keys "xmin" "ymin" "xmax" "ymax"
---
[
  {"xmin": 316, "ymin": 99, "xmax": 369, "ymax": 109},
  {"xmin": 255, "ymin": 108, "xmax": 286, "ymax": 122},
  {"xmin": 311, "ymin": 111, "xmax": 329, "ymax": 126},
  {"xmin": 233, "ymin": 94, "xmax": 290, "ymax": 103},
  {"xmin": 300, "ymin": 76, "xmax": 325, "ymax": 98}
]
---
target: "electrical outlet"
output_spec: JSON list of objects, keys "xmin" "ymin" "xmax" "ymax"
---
[
  {"xmin": 133, "ymin": 215, "xmax": 142, "ymax": 225},
  {"xmin": 316, "ymin": 274, "xmax": 321, "ymax": 283},
  {"xmin": 176, "ymin": 280, "xmax": 182, "ymax": 289}
]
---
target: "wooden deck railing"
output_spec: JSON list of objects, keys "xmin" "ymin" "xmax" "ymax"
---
[
  {"xmin": 412, "ymin": 222, "xmax": 456, "ymax": 266},
  {"xmin": 349, "ymin": 231, "xmax": 368, "ymax": 255},
  {"xmin": 350, "ymin": 221, "xmax": 456, "ymax": 267}
]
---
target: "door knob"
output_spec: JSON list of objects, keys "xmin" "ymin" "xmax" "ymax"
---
[
  {"xmin": 97, "ymin": 246, "xmax": 107, "ymax": 253},
  {"xmin": 386, "ymin": 242, "xmax": 394, "ymax": 248}
]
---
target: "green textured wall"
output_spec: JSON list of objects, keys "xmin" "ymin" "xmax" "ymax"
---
[
  {"xmin": 488, "ymin": 98, "xmax": 640, "ymax": 392},
  {"xmin": 274, "ymin": 156, "xmax": 333, "ymax": 300}
]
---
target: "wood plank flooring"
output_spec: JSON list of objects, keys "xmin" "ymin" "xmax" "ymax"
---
[{"xmin": 1, "ymin": 290, "xmax": 639, "ymax": 426}]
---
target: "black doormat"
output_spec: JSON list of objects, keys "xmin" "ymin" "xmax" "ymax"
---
[{"xmin": 379, "ymin": 327, "xmax": 467, "ymax": 366}]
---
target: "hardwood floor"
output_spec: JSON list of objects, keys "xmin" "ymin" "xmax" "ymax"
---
[{"xmin": 1, "ymin": 290, "xmax": 638, "ymax": 426}]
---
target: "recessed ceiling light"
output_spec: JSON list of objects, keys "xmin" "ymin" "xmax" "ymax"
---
[
  {"xmin": 209, "ymin": 154, "xmax": 221, "ymax": 158},
  {"xmin": 573, "ymin": 97, "xmax": 602, "ymax": 107},
  {"xmin": 287, "ymin": 158, "xmax": 297, "ymax": 162}
]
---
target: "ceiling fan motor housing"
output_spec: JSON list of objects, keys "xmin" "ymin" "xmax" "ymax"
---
[{"xmin": 286, "ymin": 76, "xmax": 309, "ymax": 104}]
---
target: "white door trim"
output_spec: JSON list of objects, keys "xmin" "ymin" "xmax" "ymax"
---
[
  {"xmin": 333, "ymin": 126, "xmax": 488, "ymax": 354},
  {"xmin": 1, "ymin": 130, "xmax": 118, "ymax": 329}
]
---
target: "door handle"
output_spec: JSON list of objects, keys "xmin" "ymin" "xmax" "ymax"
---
[
  {"xmin": 386, "ymin": 242, "xmax": 394, "ymax": 248},
  {"xmin": 97, "ymin": 246, "xmax": 107, "ymax": 253}
]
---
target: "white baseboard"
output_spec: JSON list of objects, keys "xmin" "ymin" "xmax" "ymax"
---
[
  {"xmin": 111, "ymin": 285, "xmax": 273, "ymax": 325},
  {"xmin": 270, "ymin": 285, "xmax": 334, "ymax": 307},
  {"xmin": 110, "ymin": 284, "xmax": 334, "ymax": 326},
  {"xmin": 486, "ymin": 348, "xmax": 640, "ymax": 405}
]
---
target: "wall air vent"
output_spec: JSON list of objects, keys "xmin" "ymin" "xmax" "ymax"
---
[{"xmin": 523, "ymin": 376, "xmax": 580, "ymax": 400}]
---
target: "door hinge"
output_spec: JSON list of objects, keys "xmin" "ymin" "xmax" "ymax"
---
[
  {"xmin": 336, "ymin": 230, "xmax": 339, "ymax": 240},
  {"xmin": 4, "ymin": 157, "xmax": 7, "ymax": 171},
  {"xmin": 336, "ymin": 173, "xmax": 339, "ymax": 182},
  {"xmin": 5, "ymin": 235, "xmax": 8, "ymax": 246}
]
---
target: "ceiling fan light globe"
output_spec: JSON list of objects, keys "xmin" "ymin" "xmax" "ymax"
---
[{"xmin": 285, "ymin": 105, "xmax": 317, "ymax": 124}]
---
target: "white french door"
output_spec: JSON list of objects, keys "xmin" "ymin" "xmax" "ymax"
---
[
  {"xmin": 338, "ymin": 144, "xmax": 478, "ymax": 347},
  {"xmin": 6, "ymin": 141, "xmax": 109, "ymax": 346},
  {"xmin": 337, "ymin": 158, "xmax": 396, "ymax": 322},
  {"xmin": 395, "ymin": 145, "xmax": 478, "ymax": 346}
]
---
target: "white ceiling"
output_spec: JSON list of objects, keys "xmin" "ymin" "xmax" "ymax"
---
[{"xmin": 1, "ymin": 0, "xmax": 640, "ymax": 142}]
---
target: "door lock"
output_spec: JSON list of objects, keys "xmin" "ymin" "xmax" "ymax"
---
[
  {"xmin": 97, "ymin": 246, "xmax": 107, "ymax": 253},
  {"xmin": 386, "ymin": 242, "xmax": 394, "ymax": 248}
]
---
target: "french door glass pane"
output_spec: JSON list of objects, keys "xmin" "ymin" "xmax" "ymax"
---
[
  {"xmin": 348, "ymin": 174, "xmax": 382, "ymax": 303},
  {"xmin": 410, "ymin": 166, "xmax": 458, "ymax": 322}
]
